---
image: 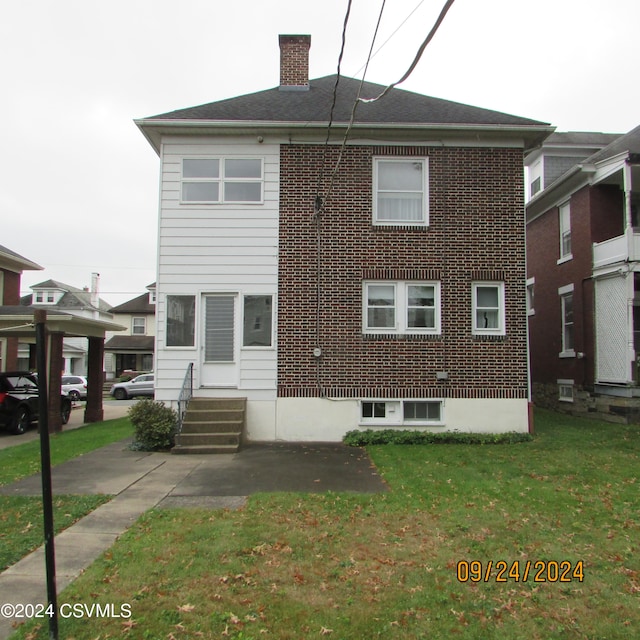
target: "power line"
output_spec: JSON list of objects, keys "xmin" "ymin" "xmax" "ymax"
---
[
  {"xmin": 359, "ymin": 0, "xmax": 457, "ymax": 104},
  {"xmin": 351, "ymin": 0, "xmax": 426, "ymax": 78}
]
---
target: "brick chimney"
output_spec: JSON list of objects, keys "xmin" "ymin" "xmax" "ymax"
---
[{"xmin": 279, "ymin": 34, "xmax": 311, "ymax": 91}]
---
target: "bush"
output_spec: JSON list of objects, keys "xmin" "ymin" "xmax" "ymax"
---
[
  {"xmin": 343, "ymin": 429, "xmax": 533, "ymax": 447},
  {"xmin": 128, "ymin": 398, "xmax": 178, "ymax": 451}
]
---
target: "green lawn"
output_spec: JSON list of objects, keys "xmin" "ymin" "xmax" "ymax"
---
[
  {"xmin": 9, "ymin": 410, "xmax": 640, "ymax": 639},
  {"xmin": 0, "ymin": 417, "xmax": 133, "ymax": 572}
]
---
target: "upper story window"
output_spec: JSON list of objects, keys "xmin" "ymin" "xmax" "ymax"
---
[
  {"xmin": 181, "ymin": 158, "xmax": 263, "ymax": 204},
  {"xmin": 132, "ymin": 317, "xmax": 146, "ymax": 335},
  {"xmin": 373, "ymin": 158, "xmax": 428, "ymax": 225},
  {"xmin": 558, "ymin": 202, "xmax": 572, "ymax": 262},
  {"xmin": 559, "ymin": 284, "xmax": 575, "ymax": 357},
  {"xmin": 34, "ymin": 290, "xmax": 59, "ymax": 304},
  {"xmin": 472, "ymin": 282, "xmax": 506, "ymax": 336},
  {"xmin": 364, "ymin": 281, "xmax": 440, "ymax": 335}
]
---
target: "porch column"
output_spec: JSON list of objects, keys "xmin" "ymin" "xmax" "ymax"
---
[
  {"xmin": 47, "ymin": 332, "xmax": 64, "ymax": 433},
  {"xmin": 84, "ymin": 337, "xmax": 104, "ymax": 423}
]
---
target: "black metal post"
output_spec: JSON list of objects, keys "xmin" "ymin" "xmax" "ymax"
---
[{"xmin": 35, "ymin": 309, "xmax": 58, "ymax": 639}]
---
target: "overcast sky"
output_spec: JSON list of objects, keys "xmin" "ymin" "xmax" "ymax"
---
[{"xmin": 3, "ymin": 0, "xmax": 639, "ymax": 306}]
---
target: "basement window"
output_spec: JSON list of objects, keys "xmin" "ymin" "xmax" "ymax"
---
[
  {"xmin": 558, "ymin": 380, "xmax": 574, "ymax": 403},
  {"xmin": 360, "ymin": 400, "xmax": 443, "ymax": 426}
]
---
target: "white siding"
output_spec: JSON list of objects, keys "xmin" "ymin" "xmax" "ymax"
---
[{"xmin": 155, "ymin": 139, "xmax": 279, "ymax": 403}]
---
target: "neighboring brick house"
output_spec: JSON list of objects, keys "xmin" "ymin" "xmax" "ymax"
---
[
  {"xmin": 0, "ymin": 245, "xmax": 42, "ymax": 370},
  {"xmin": 526, "ymin": 126, "xmax": 640, "ymax": 420},
  {"xmin": 136, "ymin": 34, "xmax": 552, "ymax": 441},
  {"xmin": 105, "ymin": 283, "xmax": 156, "ymax": 378},
  {"xmin": 19, "ymin": 273, "xmax": 115, "ymax": 375}
]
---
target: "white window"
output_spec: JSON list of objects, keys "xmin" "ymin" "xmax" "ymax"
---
[
  {"xmin": 528, "ymin": 159, "xmax": 542, "ymax": 200},
  {"xmin": 182, "ymin": 158, "xmax": 263, "ymax": 204},
  {"xmin": 559, "ymin": 202, "xmax": 572, "ymax": 262},
  {"xmin": 35, "ymin": 291, "xmax": 44, "ymax": 303},
  {"xmin": 361, "ymin": 399, "xmax": 443, "ymax": 425},
  {"xmin": 472, "ymin": 282, "xmax": 505, "ymax": 335},
  {"xmin": 373, "ymin": 158, "xmax": 428, "ymax": 225},
  {"xmin": 363, "ymin": 281, "xmax": 440, "ymax": 335},
  {"xmin": 132, "ymin": 317, "xmax": 146, "ymax": 335},
  {"xmin": 558, "ymin": 379, "xmax": 574, "ymax": 402},
  {"xmin": 559, "ymin": 284, "xmax": 575, "ymax": 357},
  {"xmin": 526, "ymin": 277, "xmax": 535, "ymax": 316},
  {"xmin": 242, "ymin": 295, "xmax": 273, "ymax": 348}
]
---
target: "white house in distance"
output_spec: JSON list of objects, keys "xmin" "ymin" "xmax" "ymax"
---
[
  {"xmin": 105, "ymin": 283, "xmax": 156, "ymax": 378},
  {"xmin": 135, "ymin": 34, "xmax": 552, "ymax": 443}
]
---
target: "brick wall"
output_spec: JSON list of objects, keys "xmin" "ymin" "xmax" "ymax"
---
[{"xmin": 278, "ymin": 144, "xmax": 528, "ymax": 399}]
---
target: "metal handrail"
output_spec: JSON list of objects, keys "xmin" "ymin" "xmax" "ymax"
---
[{"xmin": 176, "ymin": 362, "xmax": 194, "ymax": 434}]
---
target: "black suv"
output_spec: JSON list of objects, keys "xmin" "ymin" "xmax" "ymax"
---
[{"xmin": 0, "ymin": 372, "xmax": 72, "ymax": 435}]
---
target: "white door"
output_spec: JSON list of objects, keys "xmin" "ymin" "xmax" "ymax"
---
[{"xmin": 201, "ymin": 294, "xmax": 238, "ymax": 387}]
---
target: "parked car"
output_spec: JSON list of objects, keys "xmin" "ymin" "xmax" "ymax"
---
[
  {"xmin": 61, "ymin": 375, "xmax": 88, "ymax": 400},
  {"xmin": 0, "ymin": 371, "xmax": 72, "ymax": 435},
  {"xmin": 110, "ymin": 374, "xmax": 155, "ymax": 400}
]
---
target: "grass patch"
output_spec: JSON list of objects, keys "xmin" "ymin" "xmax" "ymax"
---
[
  {"xmin": 0, "ymin": 417, "xmax": 133, "ymax": 487},
  {"xmin": 0, "ymin": 495, "xmax": 111, "ymax": 571},
  {"xmin": 9, "ymin": 409, "xmax": 640, "ymax": 639}
]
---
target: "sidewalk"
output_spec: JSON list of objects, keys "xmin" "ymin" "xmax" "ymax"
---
[{"xmin": 0, "ymin": 419, "xmax": 386, "ymax": 638}]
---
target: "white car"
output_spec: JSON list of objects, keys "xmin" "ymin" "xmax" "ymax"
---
[
  {"xmin": 61, "ymin": 375, "xmax": 88, "ymax": 400},
  {"xmin": 110, "ymin": 374, "xmax": 155, "ymax": 400}
]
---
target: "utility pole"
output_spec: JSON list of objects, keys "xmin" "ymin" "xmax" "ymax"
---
[{"xmin": 35, "ymin": 309, "xmax": 59, "ymax": 639}]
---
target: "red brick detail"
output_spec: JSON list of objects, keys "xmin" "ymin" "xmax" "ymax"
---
[{"xmin": 278, "ymin": 144, "xmax": 528, "ymax": 400}]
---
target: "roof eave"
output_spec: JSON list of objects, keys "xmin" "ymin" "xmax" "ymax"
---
[{"xmin": 135, "ymin": 118, "xmax": 554, "ymax": 154}]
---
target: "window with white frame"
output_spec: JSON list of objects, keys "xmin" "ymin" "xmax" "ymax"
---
[
  {"xmin": 361, "ymin": 399, "xmax": 443, "ymax": 425},
  {"xmin": 363, "ymin": 281, "xmax": 440, "ymax": 334},
  {"xmin": 558, "ymin": 379, "xmax": 574, "ymax": 402},
  {"xmin": 373, "ymin": 158, "xmax": 428, "ymax": 225},
  {"xmin": 526, "ymin": 277, "xmax": 535, "ymax": 316},
  {"xmin": 472, "ymin": 282, "xmax": 505, "ymax": 335},
  {"xmin": 132, "ymin": 317, "xmax": 146, "ymax": 335},
  {"xmin": 559, "ymin": 202, "xmax": 572, "ymax": 261},
  {"xmin": 181, "ymin": 158, "xmax": 263, "ymax": 204},
  {"xmin": 559, "ymin": 284, "xmax": 575, "ymax": 356}
]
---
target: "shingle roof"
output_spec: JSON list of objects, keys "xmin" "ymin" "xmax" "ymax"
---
[
  {"xmin": 104, "ymin": 335, "xmax": 155, "ymax": 351},
  {"xmin": 0, "ymin": 245, "xmax": 43, "ymax": 271},
  {"xmin": 109, "ymin": 292, "xmax": 155, "ymax": 314},
  {"xmin": 584, "ymin": 124, "xmax": 640, "ymax": 164},
  {"xmin": 22, "ymin": 279, "xmax": 112, "ymax": 313},
  {"xmin": 148, "ymin": 74, "xmax": 547, "ymax": 128}
]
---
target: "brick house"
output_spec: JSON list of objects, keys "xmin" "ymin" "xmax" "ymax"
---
[
  {"xmin": 526, "ymin": 126, "xmax": 640, "ymax": 420},
  {"xmin": 136, "ymin": 34, "xmax": 552, "ymax": 441},
  {"xmin": 0, "ymin": 245, "xmax": 42, "ymax": 370}
]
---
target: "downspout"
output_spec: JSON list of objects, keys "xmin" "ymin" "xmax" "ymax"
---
[{"xmin": 623, "ymin": 161, "xmax": 636, "ymax": 384}]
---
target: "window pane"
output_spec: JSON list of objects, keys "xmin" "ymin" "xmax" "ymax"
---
[
  {"xmin": 476, "ymin": 286, "xmax": 499, "ymax": 308},
  {"xmin": 167, "ymin": 295, "xmax": 195, "ymax": 347},
  {"xmin": 243, "ymin": 295, "xmax": 272, "ymax": 347},
  {"xmin": 377, "ymin": 193, "xmax": 423, "ymax": 221},
  {"xmin": 408, "ymin": 285, "xmax": 434, "ymax": 307},
  {"xmin": 368, "ymin": 308, "xmax": 395, "ymax": 328},
  {"xmin": 404, "ymin": 401, "xmax": 440, "ymax": 421},
  {"xmin": 408, "ymin": 308, "xmax": 435, "ymax": 328},
  {"xmin": 224, "ymin": 182, "xmax": 262, "ymax": 202},
  {"xmin": 476, "ymin": 309, "xmax": 499, "ymax": 329},
  {"xmin": 225, "ymin": 159, "xmax": 262, "ymax": 178},
  {"xmin": 183, "ymin": 159, "xmax": 219, "ymax": 178},
  {"xmin": 378, "ymin": 161, "xmax": 422, "ymax": 190},
  {"xmin": 368, "ymin": 285, "xmax": 394, "ymax": 305},
  {"xmin": 183, "ymin": 182, "xmax": 219, "ymax": 202}
]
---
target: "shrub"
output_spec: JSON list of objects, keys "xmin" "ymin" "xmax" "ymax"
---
[
  {"xmin": 343, "ymin": 429, "xmax": 533, "ymax": 447},
  {"xmin": 128, "ymin": 398, "xmax": 178, "ymax": 451}
]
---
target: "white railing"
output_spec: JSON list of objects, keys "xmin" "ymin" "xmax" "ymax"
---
[{"xmin": 593, "ymin": 231, "xmax": 640, "ymax": 270}]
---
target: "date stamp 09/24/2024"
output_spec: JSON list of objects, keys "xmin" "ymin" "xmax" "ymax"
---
[{"xmin": 456, "ymin": 560, "xmax": 585, "ymax": 583}]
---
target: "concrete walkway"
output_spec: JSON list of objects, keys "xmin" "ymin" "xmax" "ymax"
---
[{"xmin": 0, "ymin": 417, "xmax": 386, "ymax": 638}]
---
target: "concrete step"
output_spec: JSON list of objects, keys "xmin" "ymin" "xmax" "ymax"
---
[
  {"xmin": 187, "ymin": 398, "xmax": 246, "ymax": 411},
  {"xmin": 172, "ymin": 444, "xmax": 240, "ymax": 455},
  {"xmin": 177, "ymin": 432, "xmax": 241, "ymax": 447},
  {"xmin": 183, "ymin": 409, "xmax": 244, "ymax": 422},
  {"xmin": 181, "ymin": 419, "xmax": 244, "ymax": 434}
]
